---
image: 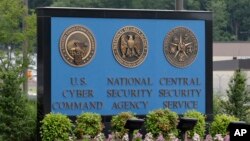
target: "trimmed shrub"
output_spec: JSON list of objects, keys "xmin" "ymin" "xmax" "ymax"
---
[
  {"xmin": 40, "ymin": 113, "xmax": 73, "ymax": 141},
  {"xmin": 111, "ymin": 112, "xmax": 136, "ymax": 138},
  {"xmin": 183, "ymin": 110, "xmax": 206, "ymax": 138},
  {"xmin": 75, "ymin": 112, "xmax": 103, "ymax": 138},
  {"xmin": 210, "ymin": 114, "xmax": 239, "ymax": 137},
  {"xmin": 145, "ymin": 109, "xmax": 179, "ymax": 139}
]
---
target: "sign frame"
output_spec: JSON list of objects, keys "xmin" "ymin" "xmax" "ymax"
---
[{"xmin": 37, "ymin": 7, "xmax": 213, "ymax": 122}]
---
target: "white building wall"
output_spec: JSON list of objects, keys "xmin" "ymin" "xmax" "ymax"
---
[{"xmin": 213, "ymin": 56, "xmax": 250, "ymax": 95}]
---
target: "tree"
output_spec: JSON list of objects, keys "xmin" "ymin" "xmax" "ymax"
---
[
  {"xmin": 24, "ymin": 11, "xmax": 37, "ymax": 57},
  {"xmin": 207, "ymin": 0, "xmax": 234, "ymax": 41},
  {"xmin": 0, "ymin": 0, "xmax": 36, "ymax": 140},
  {"xmin": 0, "ymin": 51, "xmax": 36, "ymax": 141},
  {"xmin": 223, "ymin": 70, "xmax": 250, "ymax": 120},
  {"xmin": 0, "ymin": 0, "xmax": 25, "ymax": 47},
  {"xmin": 51, "ymin": 0, "xmax": 175, "ymax": 9},
  {"xmin": 213, "ymin": 92, "xmax": 226, "ymax": 115},
  {"xmin": 185, "ymin": 0, "xmax": 201, "ymax": 10},
  {"xmin": 139, "ymin": 0, "xmax": 174, "ymax": 10},
  {"xmin": 0, "ymin": 0, "xmax": 36, "ymax": 91},
  {"xmin": 29, "ymin": 0, "xmax": 52, "ymax": 9},
  {"xmin": 0, "ymin": 0, "xmax": 36, "ymax": 58},
  {"xmin": 50, "ymin": 0, "xmax": 250, "ymax": 41},
  {"xmin": 226, "ymin": 0, "xmax": 250, "ymax": 40},
  {"xmin": 52, "ymin": 0, "xmax": 105, "ymax": 7}
]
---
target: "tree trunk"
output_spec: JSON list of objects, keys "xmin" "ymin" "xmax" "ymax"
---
[
  {"xmin": 235, "ymin": 22, "xmax": 239, "ymax": 40},
  {"xmin": 22, "ymin": 0, "xmax": 29, "ymax": 95}
]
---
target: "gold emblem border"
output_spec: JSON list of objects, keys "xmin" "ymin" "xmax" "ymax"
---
[
  {"xmin": 59, "ymin": 25, "xmax": 96, "ymax": 67},
  {"xmin": 163, "ymin": 26, "xmax": 198, "ymax": 68},
  {"xmin": 112, "ymin": 26, "xmax": 148, "ymax": 68}
]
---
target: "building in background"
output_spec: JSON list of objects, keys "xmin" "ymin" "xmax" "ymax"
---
[{"xmin": 213, "ymin": 42, "xmax": 250, "ymax": 96}]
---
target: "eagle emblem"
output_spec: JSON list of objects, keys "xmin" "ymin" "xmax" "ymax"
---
[
  {"xmin": 112, "ymin": 26, "xmax": 148, "ymax": 68},
  {"xmin": 121, "ymin": 34, "xmax": 141, "ymax": 58}
]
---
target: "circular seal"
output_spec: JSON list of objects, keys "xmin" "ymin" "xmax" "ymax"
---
[
  {"xmin": 164, "ymin": 27, "xmax": 198, "ymax": 68},
  {"xmin": 112, "ymin": 26, "xmax": 148, "ymax": 68},
  {"xmin": 60, "ymin": 25, "xmax": 96, "ymax": 67}
]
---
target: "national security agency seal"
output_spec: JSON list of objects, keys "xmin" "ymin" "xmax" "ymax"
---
[
  {"xmin": 60, "ymin": 25, "xmax": 96, "ymax": 67},
  {"xmin": 164, "ymin": 27, "xmax": 198, "ymax": 68},
  {"xmin": 112, "ymin": 26, "xmax": 148, "ymax": 68}
]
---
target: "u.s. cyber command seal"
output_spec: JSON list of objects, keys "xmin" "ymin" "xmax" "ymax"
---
[
  {"xmin": 60, "ymin": 25, "xmax": 96, "ymax": 67},
  {"xmin": 164, "ymin": 27, "xmax": 198, "ymax": 68},
  {"xmin": 112, "ymin": 26, "xmax": 148, "ymax": 68}
]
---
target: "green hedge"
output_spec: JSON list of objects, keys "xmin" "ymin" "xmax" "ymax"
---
[
  {"xmin": 145, "ymin": 109, "xmax": 179, "ymax": 139},
  {"xmin": 210, "ymin": 114, "xmax": 239, "ymax": 137},
  {"xmin": 39, "ymin": 111, "xmax": 246, "ymax": 140},
  {"xmin": 111, "ymin": 112, "xmax": 136, "ymax": 138},
  {"xmin": 75, "ymin": 112, "xmax": 103, "ymax": 138},
  {"xmin": 183, "ymin": 110, "xmax": 206, "ymax": 138},
  {"xmin": 40, "ymin": 113, "xmax": 73, "ymax": 141}
]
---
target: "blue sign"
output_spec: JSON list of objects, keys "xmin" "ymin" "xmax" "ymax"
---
[{"xmin": 50, "ymin": 17, "xmax": 206, "ymax": 116}]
